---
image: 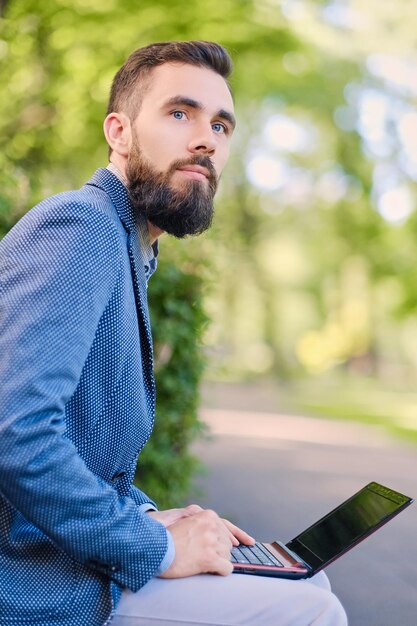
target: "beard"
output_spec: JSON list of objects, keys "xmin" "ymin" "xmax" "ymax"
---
[{"xmin": 126, "ymin": 137, "xmax": 218, "ymax": 239}]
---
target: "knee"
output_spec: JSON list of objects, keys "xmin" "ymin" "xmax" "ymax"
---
[{"xmin": 317, "ymin": 591, "xmax": 348, "ymax": 626}]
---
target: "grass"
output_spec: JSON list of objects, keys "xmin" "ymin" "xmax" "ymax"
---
[
  {"xmin": 203, "ymin": 372, "xmax": 417, "ymax": 445},
  {"xmin": 284, "ymin": 376, "xmax": 417, "ymax": 445}
]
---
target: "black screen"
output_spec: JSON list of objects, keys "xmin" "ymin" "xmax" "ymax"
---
[{"xmin": 293, "ymin": 483, "xmax": 410, "ymax": 563}]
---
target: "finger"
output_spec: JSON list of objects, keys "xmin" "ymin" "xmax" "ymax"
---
[
  {"xmin": 222, "ymin": 519, "xmax": 256, "ymax": 545},
  {"xmin": 216, "ymin": 521, "xmax": 236, "ymax": 548},
  {"xmin": 218, "ymin": 558, "xmax": 234, "ymax": 576},
  {"xmin": 210, "ymin": 557, "xmax": 234, "ymax": 577},
  {"xmin": 225, "ymin": 528, "xmax": 240, "ymax": 547},
  {"xmin": 184, "ymin": 504, "xmax": 204, "ymax": 516}
]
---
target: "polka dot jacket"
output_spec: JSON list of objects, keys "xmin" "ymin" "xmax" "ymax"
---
[{"xmin": 0, "ymin": 169, "xmax": 169, "ymax": 626}]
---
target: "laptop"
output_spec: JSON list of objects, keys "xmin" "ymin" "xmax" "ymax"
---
[{"xmin": 231, "ymin": 482, "xmax": 413, "ymax": 579}]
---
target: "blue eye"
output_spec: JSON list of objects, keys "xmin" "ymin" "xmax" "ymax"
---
[
  {"xmin": 212, "ymin": 122, "xmax": 226, "ymax": 134},
  {"xmin": 172, "ymin": 111, "xmax": 185, "ymax": 120}
]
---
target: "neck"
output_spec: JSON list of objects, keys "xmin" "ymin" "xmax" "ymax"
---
[
  {"xmin": 108, "ymin": 158, "xmax": 164, "ymax": 244},
  {"xmin": 107, "ymin": 158, "xmax": 128, "ymax": 184},
  {"xmin": 147, "ymin": 221, "xmax": 164, "ymax": 244}
]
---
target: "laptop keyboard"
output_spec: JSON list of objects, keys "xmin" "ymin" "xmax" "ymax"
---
[{"xmin": 231, "ymin": 542, "xmax": 284, "ymax": 567}]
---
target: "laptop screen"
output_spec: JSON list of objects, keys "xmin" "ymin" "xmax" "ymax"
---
[{"xmin": 286, "ymin": 482, "xmax": 412, "ymax": 570}]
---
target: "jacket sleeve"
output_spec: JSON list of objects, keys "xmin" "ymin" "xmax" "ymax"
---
[
  {"xmin": 119, "ymin": 456, "xmax": 157, "ymax": 509},
  {"xmin": 0, "ymin": 199, "xmax": 168, "ymax": 591},
  {"xmin": 129, "ymin": 484, "xmax": 157, "ymax": 508}
]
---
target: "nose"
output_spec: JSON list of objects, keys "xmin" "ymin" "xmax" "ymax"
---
[{"xmin": 188, "ymin": 123, "xmax": 216, "ymax": 156}]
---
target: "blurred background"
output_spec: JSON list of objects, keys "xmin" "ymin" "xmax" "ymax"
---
[
  {"xmin": 1, "ymin": 1, "xmax": 417, "ymax": 623},
  {"xmin": 1, "ymin": 0, "xmax": 417, "ymax": 440}
]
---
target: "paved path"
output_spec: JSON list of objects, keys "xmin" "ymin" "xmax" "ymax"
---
[{"xmin": 191, "ymin": 407, "xmax": 417, "ymax": 626}]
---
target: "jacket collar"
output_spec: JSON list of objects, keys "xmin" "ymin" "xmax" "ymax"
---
[{"xmin": 86, "ymin": 167, "xmax": 140, "ymax": 234}]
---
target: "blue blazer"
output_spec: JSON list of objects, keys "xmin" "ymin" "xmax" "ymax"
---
[{"xmin": 0, "ymin": 169, "xmax": 168, "ymax": 626}]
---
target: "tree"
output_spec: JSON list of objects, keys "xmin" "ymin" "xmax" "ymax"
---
[{"xmin": 2, "ymin": 0, "xmax": 417, "ymax": 500}]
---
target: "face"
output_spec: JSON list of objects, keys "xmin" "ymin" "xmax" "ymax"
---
[{"xmin": 125, "ymin": 62, "xmax": 235, "ymax": 238}]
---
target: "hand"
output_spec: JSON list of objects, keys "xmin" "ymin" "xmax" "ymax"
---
[
  {"xmin": 221, "ymin": 518, "xmax": 255, "ymax": 547},
  {"xmin": 148, "ymin": 506, "xmax": 255, "ymax": 546},
  {"xmin": 147, "ymin": 504, "xmax": 203, "ymax": 527},
  {"xmin": 160, "ymin": 509, "xmax": 236, "ymax": 578}
]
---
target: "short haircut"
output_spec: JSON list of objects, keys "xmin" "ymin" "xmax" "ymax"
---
[{"xmin": 106, "ymin": 40, "xmax": 233, "ymax": 121}]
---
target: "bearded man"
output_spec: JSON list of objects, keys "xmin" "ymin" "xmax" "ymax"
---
[{"xmin": 0, "ymin": 41, "xmax": 347, "ymax": 626}]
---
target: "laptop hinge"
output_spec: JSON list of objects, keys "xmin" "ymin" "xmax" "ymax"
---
[{"xmin": 267, "ymin": 541, "xmax": 311, "ymax": 570}]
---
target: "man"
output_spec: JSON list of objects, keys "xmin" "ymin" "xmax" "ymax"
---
[{"xmin": 0, "ymin": 41, "xmax": 347, "ymax": 625}]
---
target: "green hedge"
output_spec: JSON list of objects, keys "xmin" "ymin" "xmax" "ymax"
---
[{"xmin": 136, "ymin": 255, "xmax": 208, "ymax": 509}]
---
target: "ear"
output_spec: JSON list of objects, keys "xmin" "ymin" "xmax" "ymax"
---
[{"xmin": 103, "ymin": 112, "xmax": 132, "ymax": 158}]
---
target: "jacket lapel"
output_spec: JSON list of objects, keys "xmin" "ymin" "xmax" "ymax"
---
[{"xmin": 85, "ymin": 169, "xmax": 155, "ymax": 376}]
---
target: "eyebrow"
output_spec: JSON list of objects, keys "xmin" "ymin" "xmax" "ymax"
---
[{"xmin": 163, "ymin": 95, "xmax": 236, "ymax": 130}]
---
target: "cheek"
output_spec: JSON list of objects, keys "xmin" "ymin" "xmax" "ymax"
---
[
  {"xmin": 134, "ymin": 123, "xmax": 178, "ymax": 167},
  {"xmin": 214, "ymin": 144, "xmax": 231, "ymax": 176},
  {"xmin": 142, "ymin": 141, "xmax": 175, "ymax": 172}
]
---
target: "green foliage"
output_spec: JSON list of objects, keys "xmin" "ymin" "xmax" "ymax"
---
[
  {"xmin": 136, "ymin": 251, "xmax": 209, "ymax": 508},
  {"xmin": 0, "ymin": 160, "xmax": 30, "ymax": 237},
  {"xmin": 2, "ymin": 0, "xmax": 417, "ymax": 496}
]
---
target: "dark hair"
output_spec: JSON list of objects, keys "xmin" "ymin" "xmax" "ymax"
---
[{"xmin": 106, "ymin": 40, "xmax": 233, "ymax": 120}]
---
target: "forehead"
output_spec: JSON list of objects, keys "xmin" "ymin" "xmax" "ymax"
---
[{"xmin": 141, "ymin": 62, "xmax": 234, "ymax": 114}]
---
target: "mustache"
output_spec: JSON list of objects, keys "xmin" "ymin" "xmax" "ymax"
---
[{"xmin": 167, "ymin": 155, "xmax": 217, "ymax": 186}]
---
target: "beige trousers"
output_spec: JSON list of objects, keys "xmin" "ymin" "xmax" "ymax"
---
[{"xmin": 111, "ymin": 571, "xmax": 348, "ymax": 626}]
